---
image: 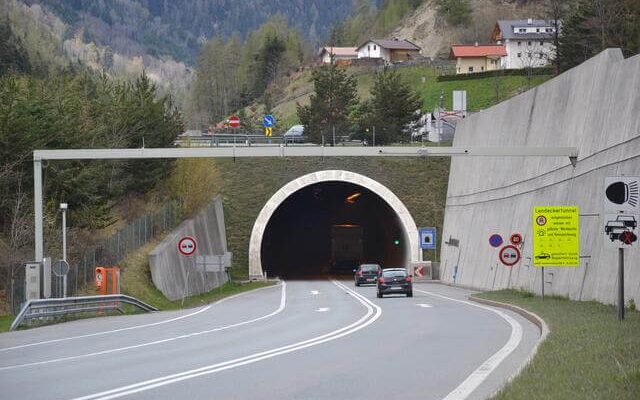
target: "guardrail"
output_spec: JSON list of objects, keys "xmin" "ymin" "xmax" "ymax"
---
[
  {"xmin": 10, "ymin": 294, "xmax": 158, "ymax": 331},
  {"xmin": 175, "ymin": 134, "xmax": 307, "ymax": 147}
]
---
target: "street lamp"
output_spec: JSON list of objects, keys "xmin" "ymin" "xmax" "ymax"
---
[
  {"xmin": 60, "ymin": 203, "xmax": 68, "ymax": 261},
  {"xmin": 60, "ymin": 202, "xmax": 68, "ymax": 297}
]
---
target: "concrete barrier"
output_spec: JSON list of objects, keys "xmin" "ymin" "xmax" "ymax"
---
[
  {"xmin": 148, "ymin": 196, "xmax": 229, "ymax": 301},
  {"xmin": 440, "ymin": 49, "xmax": 640, "ymax": 305}
]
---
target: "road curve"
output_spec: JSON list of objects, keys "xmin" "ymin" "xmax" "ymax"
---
[{"xmin": 0, "ymin": 281, "xmax": 540, "ymax": 400}]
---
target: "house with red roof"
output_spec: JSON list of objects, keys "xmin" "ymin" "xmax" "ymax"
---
[{"xmin": 449, "ymin": 43, "xmax": 507, "ymax": 74}]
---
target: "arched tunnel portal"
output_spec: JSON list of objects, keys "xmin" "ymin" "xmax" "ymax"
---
[{"xmin": 248, "ymin": 171, "xmax": 421, "ymax": 279}]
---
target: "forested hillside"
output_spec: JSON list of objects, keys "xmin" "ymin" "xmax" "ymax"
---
[{"xmin": 22, "ymin": 0, "xmax": 362, "ymax": 65}]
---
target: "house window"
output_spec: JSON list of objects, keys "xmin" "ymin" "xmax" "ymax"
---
[
  {"xmin": 528, "ymin": 41, "xmax": 532, "ymax": 46},
  {"xmin": 536, "ymin": 28, "xmax": 540, "ymax": 32},
  {"xmin": 468, "ymin": 66, "xmax": 474, "ymax": 72},
  {"xmin": 481, "ymin": 66, "xmax": 484, "ymax": 71},
  {"xmin": 368, "ymin": 45, "xmax": 370, "ymax": 51},
  {"xmin": 517, "ymin": 52, "xmax": 522, "ymax": 58},
  {"xmin": 540, "ymin": 41, "xmax": 544, "ymax": 46},
  {"xmin": 518, "ymin": 41, "xmax": 521, "ymax": 46},
  {"xmin": 546, "ymin": 28, "xmax": 553, "ymax": 32},
  {"xmin": 374, "ymin": 45, "xmax": 377, "ymax": 50},
  {"xmin": 519, "ymin": 28, "xmax": 526, "ymax": 33}
]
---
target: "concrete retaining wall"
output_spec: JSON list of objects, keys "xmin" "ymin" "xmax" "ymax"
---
[
  {"xmin": 149, "ymin": 196, "xmax": 229, "ymax": 301},
  {"xmin": 440, "ymin": 49, "xmax": 640, "ymax": 305}
]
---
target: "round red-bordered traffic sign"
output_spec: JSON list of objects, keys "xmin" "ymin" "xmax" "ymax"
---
[
  {"xmin": 499, "ymin": 244, "xmax": 521, "ymax": 266},
  {"xmin": 510, "ymin": 233, "xmax": 523, "ymax": 246},
  {"xmin": 178, "ymin": 236, "xmax": 197, "ymax": 256},
  {"xmin": 228, "ymin": 115, "xmax": 240, "ymax": 128}
]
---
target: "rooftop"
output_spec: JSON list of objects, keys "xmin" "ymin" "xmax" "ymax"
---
[{"xmin": 450, "ymin": 44, "xmax": 507, "ymax": 58}]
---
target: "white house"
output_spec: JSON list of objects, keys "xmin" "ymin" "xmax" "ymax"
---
[
  {"xmin": 491, "ymin": 18, "xmax": 560, "ymax": 69},
  {"xmin": 318, "ymin": 47, "xmax": 358, "ymax": 64},
  {"xmin": 356, "ymin": 38, "xmax": 421, "ymax": 63}
]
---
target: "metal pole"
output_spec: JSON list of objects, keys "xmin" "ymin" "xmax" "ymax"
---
[
  {"xmin": 618, "ymin": 247, "xmax": 624, "ymax": 321},
  {"xmin": 62, "ymin": 208, "xmax": 67, "ymax": 261},
  {"xmin": 34, "ymin": 160, "xmax": 43, "ymax": 262},
  {"xmin": 332, "ymin": 126, "xmax": 335, "ymax": 146},
  {"xmin": 373, "ymin": 126, "xmax": 376, "ymax": 147},
  {"xmin": 61, "ymin": 205, "xmax": 67, "ymax": 298},
  {"xmin": 541, "ymin": 266, "xmax": 545, "ymax": 299}
]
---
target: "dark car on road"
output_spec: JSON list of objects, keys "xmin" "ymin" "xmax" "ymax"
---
[
  {"xmin": 354, "ymin": 264, "xmax": 381, "ymax": 286},
  {"xmin": 377, "ymin": 268, "xmax": 412, "ymax": 298}
]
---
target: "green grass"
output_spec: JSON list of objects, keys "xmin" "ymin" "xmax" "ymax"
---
[
  {"xmin": 266, "ymin": 64, "xmax": 552, "ymax": 126},
  {"xmin": 0, "ymin": 315, "xmax": 13, "ymax": 332},
  {"xmin": 477, "ymin": 290, "xmax": 640, "ymax": 400}
]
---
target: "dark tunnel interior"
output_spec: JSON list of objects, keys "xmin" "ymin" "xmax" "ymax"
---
[{"xmin": 261, "ymin": 181, "xmax": 407, "ymax": 279}]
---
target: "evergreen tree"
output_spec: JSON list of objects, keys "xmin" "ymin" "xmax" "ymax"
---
[
  {"xmin": 0, "ymin": 19, "xmax": 31, "ymax": 76},
  {"xmin": 297, "ymin": 64, "xmax": 358, "ymax": 144},
  {"xmin": 369, "ymin": 67, "xmax": 422, "ymax": 145}
]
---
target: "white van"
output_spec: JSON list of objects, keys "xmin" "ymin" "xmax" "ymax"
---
[{"xmin": 284, "ymin": 125, "xmax": 305, "ymax": 143}]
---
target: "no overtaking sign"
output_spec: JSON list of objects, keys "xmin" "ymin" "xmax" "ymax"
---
[{"xmin": 178, "ymin": 236, "xmax": 197, "ymax": 256}]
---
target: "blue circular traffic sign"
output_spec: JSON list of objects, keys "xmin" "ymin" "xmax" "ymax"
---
[
  {"xmin": 263, "ymin": 115, "xmax": 276, "ymax": 128},
  {"xmin": 489, "ymin": 234, "xmax": 503, "ymax": 248}
]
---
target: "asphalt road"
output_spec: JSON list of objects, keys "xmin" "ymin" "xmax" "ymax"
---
[{"xmin": 0, "ymin": 281, "xmax": 540, "ymax": 400}]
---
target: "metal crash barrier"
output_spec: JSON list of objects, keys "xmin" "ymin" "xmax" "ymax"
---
[{"xmin": 10, "ymin": 294, "xmax": 158, "ymax": 331}]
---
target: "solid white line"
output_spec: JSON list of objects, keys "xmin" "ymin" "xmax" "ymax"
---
[
  {"xmin": 0, "ymin": 282, "xmax": 281, "ymax": 353},
  {"xmin": 416, "ymin": 303, "xmax": 432, "ymax": 308},
  {"xmin": 0, "ymin": 282, "xmax": 287, "ymax": 371},
  {"xmin": 316, "ymin": 307, "xmax": 330, "ymax": 312},
  {"xmin": 414, "ymin": 288, "xmax": 523, "ymax": 400},
  {"xmin": 69, "ymin": 280, "xmax": 381, "ymax": 400}
]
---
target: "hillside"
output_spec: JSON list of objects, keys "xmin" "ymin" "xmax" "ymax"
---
[
  {"xmin": 22, "ymin": 0, "xmax": 361, "ymax": 65},
  {"xmin": 244, "ymin": 64, "xmax": 552, "ymax": 131},
  {"xmin": 394, "ymin": 0, "xmax": 549, "ymax": 58}
]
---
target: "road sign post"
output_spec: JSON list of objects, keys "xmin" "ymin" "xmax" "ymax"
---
[{"xmin": 604, "ymin": 176, "xmax": 639, "ymax": 321}]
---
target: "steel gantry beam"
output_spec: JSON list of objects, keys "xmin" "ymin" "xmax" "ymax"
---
[{"xmin": 33, "ymin": 145, "xmax": 578, "ymax": 261}]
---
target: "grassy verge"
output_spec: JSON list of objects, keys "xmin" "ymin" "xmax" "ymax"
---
[{"xmin": 477, "ymin": 290, "xmax": 640, "ymax": 400}]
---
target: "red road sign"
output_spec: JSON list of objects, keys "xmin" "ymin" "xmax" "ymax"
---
[
  {"xmin": 499, "ymin": 245, "xmax": 521, "ymax": 266},
  {"xmin": 228, "ymin": 115, "xmax": 240, "ymax": 128},
  {"xmin": 510, "ymin": 233, "xmax": 523, "ymax": 246},
  {"xmin": 178, "ymin": 236, "xmax": 197, "ymax": 256},
  {"xmin": 414, "ymin": 265, "xmax": 424, "ymax": 277}
]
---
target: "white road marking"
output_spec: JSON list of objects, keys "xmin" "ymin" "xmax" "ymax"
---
[
  {"xmin": 316, "ymin": 307, "xmax": 330, "ymax": 312},
  {"xmin": 0, "ymin": 282, "xmax": 282, "ymax": 353},
  {"xmin": 416, "ymin": 303, "xmax": 432, "ymax": 308},
  {"xmin": 310, "ymin": 290, "xmax": 320, "ymax": 295},
  {"xmin": 0, "ymin": 282, "xmax": 288, "ymax": 371},
  {"xmin": 414, "ymin": 288, "xmax": 523, "ymax": 400},
  {"xmin": 68, "ymin": 280, "xmax": 382, "ymax": 400}
]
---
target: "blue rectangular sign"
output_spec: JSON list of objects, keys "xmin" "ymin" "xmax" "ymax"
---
[{"xmin": 419, "ymin": 227, "xmax": 436, "ymax": 250}]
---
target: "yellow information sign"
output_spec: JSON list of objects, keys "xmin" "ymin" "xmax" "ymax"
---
[{"xmin": 532, "ymin": 206, "xmax": 580, "ymax": 267}]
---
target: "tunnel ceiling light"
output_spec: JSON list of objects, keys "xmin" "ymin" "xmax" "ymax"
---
[{"xmin": 346, "ymin": 192, "xmax": 362, "ymax": 204}]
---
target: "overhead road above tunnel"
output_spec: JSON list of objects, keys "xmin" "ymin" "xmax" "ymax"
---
[{"xmin": 32, "ymin": 145, "xmax": 579, "ymax": 262}]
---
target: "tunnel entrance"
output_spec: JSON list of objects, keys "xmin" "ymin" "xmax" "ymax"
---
[
  {"xmin": 249, "ymin": 170, "xmax": 422, "ymax": 280},
  {"xmin": 260, "ymin": 181, "xmax": 407, "ymax": 279}
]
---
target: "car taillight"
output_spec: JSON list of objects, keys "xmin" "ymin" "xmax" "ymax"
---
[
  {"xmin": 405, "ymin": 276, "xmax": 412, "ymax": 282},
  {"xmin": 379, "ymin": 277, "xmax": 385, "ymax": 284}
]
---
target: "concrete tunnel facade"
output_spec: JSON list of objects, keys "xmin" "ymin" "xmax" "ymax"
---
[{"xmin": 248, "ymin": 170, "xmax": 422, "ymax": 279}]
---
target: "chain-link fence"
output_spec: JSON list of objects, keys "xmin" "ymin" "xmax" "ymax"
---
[
  {"xmin": 77, "ymin": 200, "xmax": 184, "ymax": 286},
  {"xmin": 9, "ymin": 200, "xmax": 184, "ymax": 314}
]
